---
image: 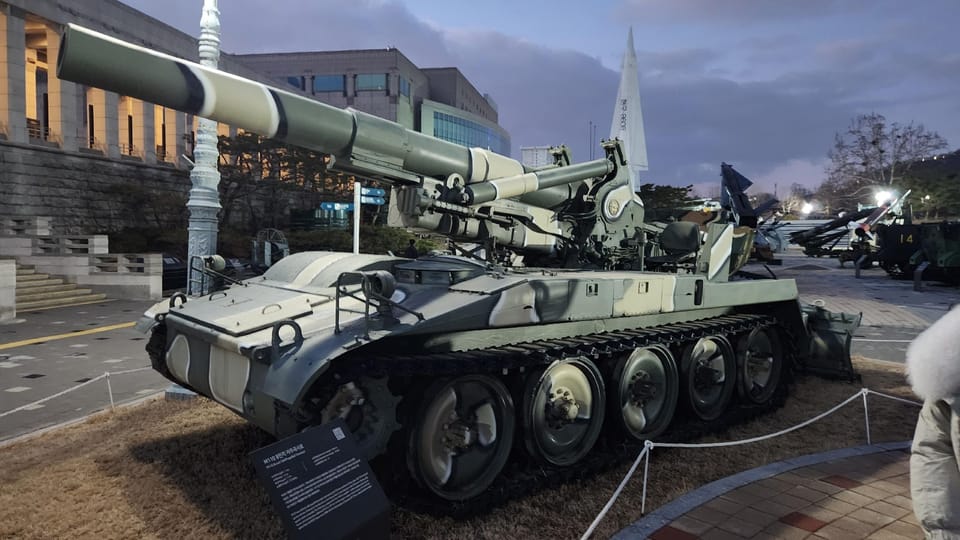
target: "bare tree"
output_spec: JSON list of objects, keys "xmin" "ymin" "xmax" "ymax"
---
[
  {"xmin": 826, "ymin": 113, "xmax": 948, "ymax": 204},
  {"xmin": 781, "ymin": 183, "xmax": 812, "ymax": 215}
]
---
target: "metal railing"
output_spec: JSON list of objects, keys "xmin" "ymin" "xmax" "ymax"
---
[{"xmin": 119, "ymin": 143, "xmax": 143, "ymax": 158}]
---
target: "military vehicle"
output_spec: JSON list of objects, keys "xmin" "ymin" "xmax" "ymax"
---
[
  {"xmin": 58, "ymin": 24, "xmax": 859, "ymax": 509},
  {"xmin": 876, "ymin": 222, "xmax": 960, "ymax": 283},
  {"xmin": 789, "ymin": 192, "xmax": 912, "ymax": 268}
]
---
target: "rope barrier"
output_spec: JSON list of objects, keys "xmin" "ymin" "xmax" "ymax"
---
[
  {"xmin": 580, "ymin": 387, "xmax": 924, "ymax": 539},
  {"xmin": 862, "ymin": 389, "xmax": 871, "ymax": 445},
  {"xmin": 0, "ymin": 366, "xmax": 153, "ymax": 418},
  {"xmin": 579, "ymin": 446, "xmax": 650, "ymax": 540},
  {"xmin": 651, "ymin": 390, "xmax": 866, "ymax": 450},
  {"xmin": 866, "ymin": 389, "xmax": 922, "ymax": 407}
]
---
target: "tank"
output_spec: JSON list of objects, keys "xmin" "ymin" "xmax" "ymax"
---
[{"xmin": 58, "ymin": 24, "xmax": 860, "ymax": 509}]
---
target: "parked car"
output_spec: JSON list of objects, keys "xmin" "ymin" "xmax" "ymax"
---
[{"xmin": 162, "ymin": 254, "xmax": 187, "ymax": 291}]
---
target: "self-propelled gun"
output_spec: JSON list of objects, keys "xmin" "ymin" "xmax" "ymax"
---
[{"xmin": 57, "ymin": 24, "xmax": 860, "ymax": 509}]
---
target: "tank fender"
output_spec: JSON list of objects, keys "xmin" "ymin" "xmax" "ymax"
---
[{"xmin": 252, "ymin": 324, "xmax": 397, "ymax": 408}]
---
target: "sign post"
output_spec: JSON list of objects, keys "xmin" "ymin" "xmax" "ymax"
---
[
  {"xmin": 352, "ymin": 184, "xmax": 387, "ymax": 255},
  {"xmin": 353, "ymin": 181, "xmax": 361, "ymax": 254}
]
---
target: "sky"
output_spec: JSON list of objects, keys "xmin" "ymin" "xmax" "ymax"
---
[{"xmin": 118, "ymin": 0, "xmax": 960, "ymax": 197}]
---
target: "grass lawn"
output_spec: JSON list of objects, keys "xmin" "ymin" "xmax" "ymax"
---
[{"xmin": 0, "ymin": 357, "xmax": 918, "ymax": 539}]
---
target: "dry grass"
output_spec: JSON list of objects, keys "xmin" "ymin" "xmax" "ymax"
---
[{"xmin": 0, "ymin": 357, "xmax": 917, "ymax": 540}]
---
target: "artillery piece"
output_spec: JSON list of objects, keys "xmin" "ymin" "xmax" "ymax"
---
[{"xmin": 58, "ymin": 24, "xmax": 860, "ymax": 510}]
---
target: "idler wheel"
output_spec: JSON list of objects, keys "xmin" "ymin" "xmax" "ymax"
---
[
  {"xmin": 612, "ymin": 345, "xmax": 679, "ymax": 441},
  {"xmin": 681, "ymin": 336, "xmax": 736, "ymax": 422},
  {"xmin": 407, "ymin": 375, "xmax": 515, "ymax": 501},
  {"xmin": 523, "ymin": 357, "xmax": 605, "ymax": 466},
  {"xmin": 736, "ymin": 327, "xmax": 784, "ymax": 406}
]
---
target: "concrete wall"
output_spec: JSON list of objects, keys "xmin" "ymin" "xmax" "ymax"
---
[
  {"xmin": 0, "ymin": 140, "xmax": 190, "ymax": 234},
  {"xmin": 0, "ymin": 258, "xmax": 13, "ymax": 321}
]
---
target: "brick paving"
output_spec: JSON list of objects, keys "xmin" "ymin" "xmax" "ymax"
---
[{"xmin": 616, "ymin": 444, "xmax": 919, "ymax": 539}]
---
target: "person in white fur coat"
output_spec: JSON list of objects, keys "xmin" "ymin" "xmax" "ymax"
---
[{"xmin": 909, "ymin": 304, "xmax": 960, "ymax": 539}]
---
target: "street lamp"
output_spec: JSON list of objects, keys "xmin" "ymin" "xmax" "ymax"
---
[{"xmin": 874, "ymin": 191, "xmax": 892, "ymax": 206}]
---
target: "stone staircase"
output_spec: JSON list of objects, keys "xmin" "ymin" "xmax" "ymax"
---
[{"xmin": 15, "ymin": 262, "xmax": 107, "ymax": 311}]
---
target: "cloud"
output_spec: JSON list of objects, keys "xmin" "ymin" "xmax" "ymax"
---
[
  {"xmin": 748, "ymin": 158, "xmax": 830, "ymax": 194},
  {"xmin": 116, "ymin": 0, "xmax": 959, "ymax": 194},
  {"xmin": 635, "ymin": 48, "xmax": 722, "ymax": 79},
  {"xmin": 614, "ymin": 0, "xmax": 862, "ymax": 22}
]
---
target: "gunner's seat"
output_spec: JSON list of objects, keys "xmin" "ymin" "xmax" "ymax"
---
[{"xmin": 646, "ymin": 221, "xmax": 701, "ymax": 271}]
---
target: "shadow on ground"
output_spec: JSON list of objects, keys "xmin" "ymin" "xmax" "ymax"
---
[{"xmin": 113, "ymin": 421, "xmax": 285, "ymax": 539}]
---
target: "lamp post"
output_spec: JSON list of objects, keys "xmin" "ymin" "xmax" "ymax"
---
[{"xmin": 186, "ymin": 0, "xmax": 222, "ymax": 295}]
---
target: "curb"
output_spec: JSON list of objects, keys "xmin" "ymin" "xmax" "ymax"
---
[{"xmin": 613, "ymin": 441, "xmax": 912, "ymax": 539}]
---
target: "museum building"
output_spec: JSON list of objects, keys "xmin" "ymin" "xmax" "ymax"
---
[{"xmin": 0, "ymin": 0, "xmax": 510, "ymax": 234}]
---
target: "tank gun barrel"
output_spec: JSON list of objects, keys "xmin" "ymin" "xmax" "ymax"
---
[
  {"xmin": 57, "ymin": 23, "xmax": 634, "ymax": 264},
  {"xmin": 56, "ymin": 23, "xmax": 545, "ymax": 187}
]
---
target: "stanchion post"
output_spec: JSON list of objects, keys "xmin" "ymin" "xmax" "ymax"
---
[
  {"xmin": 641, "ymin": 441, "xmax": 653, "ymax": 515},
  {"xmin": 106, "ymin": 371, "xmax": 115, "ymax": 410},
  {"xmin": 862, "ymin": 388, "xmax": 871, "ymax": 445}
]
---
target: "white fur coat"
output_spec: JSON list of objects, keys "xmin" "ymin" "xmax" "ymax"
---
[{"xmin": 908, "ymin": 305, "xmax": 960, "ymax": 403}]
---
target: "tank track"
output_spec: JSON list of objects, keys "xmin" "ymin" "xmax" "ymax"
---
[{"xmin": 328, "ymin": 313, "xmax": 795, "ymax": 518}]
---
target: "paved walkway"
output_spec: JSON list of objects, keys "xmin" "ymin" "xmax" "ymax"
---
[
  {"xmin": 0, "ymin": 299, "xmax": 167, "ymax": 442},
  {"xmin": 616, "ymin": 443, "xmax": 920, "ymax": 539}
]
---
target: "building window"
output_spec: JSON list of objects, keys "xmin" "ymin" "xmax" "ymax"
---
[
  {"xmin": 286, "ymin": 76, "xmax": 304, "ymax": 91},
  {"xmin": 432, "ymin": 111, "xmax": 509, "ymax": 155},
  {"xmin": 399, "ymin": 76, "xmax": 410, "ymax": 97},
  {"xmin": 313, "ymin": 74, "xmax": 345, "ymax": 93},
  {"xmin": 356, "ymin": 73, "xmax": 387, "ymax": 91}
]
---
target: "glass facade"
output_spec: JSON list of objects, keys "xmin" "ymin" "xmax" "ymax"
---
[
  {"xmin": 433, "ymin": 111, "xmax": 510, "ymax": 155},
  {"xmin": 356, "ymin": 73, "xmax": 387, "ymax": 91},
  {"xmin": 313, "ymin": 74, "xmax": 345, "ymax": 93},
  {"xmin": 399, "ymin": 76, "xmax": 410, "ymax": 97}
]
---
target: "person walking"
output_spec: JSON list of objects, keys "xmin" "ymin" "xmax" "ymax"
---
[
  {"xmin": 908, "ymin": 305, "xmax": 960, "ymax": 539},
  {"xmin": 404, "ymin": 239, "xmax": 419, "ymax": 258}
]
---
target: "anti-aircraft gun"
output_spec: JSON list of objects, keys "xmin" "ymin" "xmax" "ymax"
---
[{"xmin": 58, "ymin": 24, "xmax": 861, "ymax": 510}]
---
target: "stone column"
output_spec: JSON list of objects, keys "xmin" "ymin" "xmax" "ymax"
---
[
  {"xmin": 0, "ymin": 7, "xmax": 26, "ymax": 143},
  {"xmin": 187, "ymin": 0, "xmax": 223, "ymax": 295},
  {"xmin": 87, "ymin": 88, "xmax": 119, "ymax": 157},
  {"xmin": 135, "ymin": 99, "xmax": 156, "ymax": 163},
  {"xmin": 45, "ymin": 27, "xmax": 78, "ymax": 151}
]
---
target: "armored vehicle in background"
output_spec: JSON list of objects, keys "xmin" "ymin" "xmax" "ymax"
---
[
  {"xmin": 58, "ymin": 24, "xmax": 859, "ymax": 509},
  {"xmin": 876, "ymin": 222, "xmax": 960, "ymax": 283}
]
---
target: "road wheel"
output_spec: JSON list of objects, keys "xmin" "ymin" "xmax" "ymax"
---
[
  {"xmin": 682, "ymin": 336, "xmax": 736, "ymax": 421},
  {"xmin": 407, "ymin": 375, "xmax": 514, "ymax": 501},
  {"xmin": 736, "ymin": 328, "xmax": 784, "ymax": 406},
  {"xmin": 523, "ymin": 357, "xmax": 605, "ymax": 466},
  {"xmin": 612, "ymin": 345, "xmax": 678, "ymax": 441}
]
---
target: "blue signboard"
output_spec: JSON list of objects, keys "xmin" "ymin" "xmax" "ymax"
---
[
  {"xmin": 320, "ymin": 202, "xmax": 354, "ymax": 211},
  {"xmin": 360, "ymin": 187, "xmax": 386, "ymax": 206}
]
